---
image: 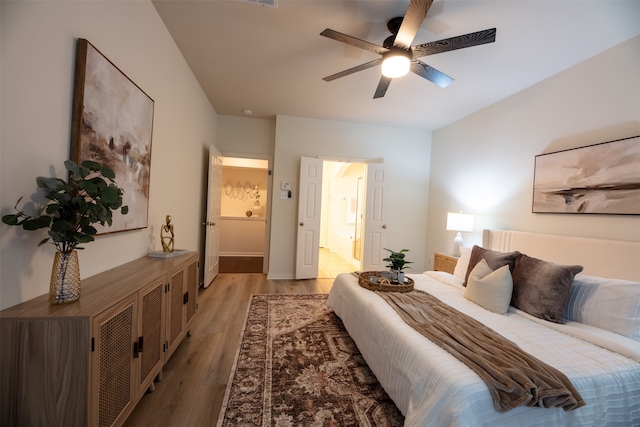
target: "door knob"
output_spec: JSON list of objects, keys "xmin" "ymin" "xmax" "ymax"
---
[
  {"xmin": 299, "ymin": 222, "xmax": 304, "ymax": 226},
  {"xmin": 382, "ymin": 224, "xmax": 387, "ymax": 229}
]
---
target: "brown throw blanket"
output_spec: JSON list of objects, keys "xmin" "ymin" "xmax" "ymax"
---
[{"xmin": 376, "ymin": 290, "xmax": 586, "ymax": 413}]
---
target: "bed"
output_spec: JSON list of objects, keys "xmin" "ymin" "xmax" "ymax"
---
[{"xmin": 326, "ymin": 229, "xmax": 640, "ymax": 426}]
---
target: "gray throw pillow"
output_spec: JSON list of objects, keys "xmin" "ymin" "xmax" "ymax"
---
[
  {"xmin": 511, "ymin": 254, "xmax": 583, "ymax": 323},
  {"xmin": 463, "ymin": 245, "xmax": 520, "ymax": 287}
]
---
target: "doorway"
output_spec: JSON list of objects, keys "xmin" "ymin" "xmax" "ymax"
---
[
  {"xmin": 296, "ymin": 157, "xmax": 387, "ymax": 280},
  {"xmin": 218, "ymin": 157, "xmax": 270, "ymax": 273},
  {"xmin": 318, "ymin": 160, "xmax": 364, "ymax": 278}
]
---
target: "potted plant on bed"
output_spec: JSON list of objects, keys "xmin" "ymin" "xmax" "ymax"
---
[
  {"xmin": 2, "ymin": 160, "xmax": 128, "ymax": 304},
  {"xmin": 383, "ymin": 248, "xmax": 412, "ymax": 284}
]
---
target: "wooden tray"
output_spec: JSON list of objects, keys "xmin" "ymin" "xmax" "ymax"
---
[{"xmin": 358, "ymin": 271, "xmax": 414, "ymax": 293}]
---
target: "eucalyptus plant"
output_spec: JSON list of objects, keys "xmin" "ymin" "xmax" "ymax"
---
[
  {"xmin": 383, "ymin": 248, "xmax": 412, "ymax": 272},
  {"xmin": 2, "ymin": 160, "xmax": 128, "ymax": 254}
]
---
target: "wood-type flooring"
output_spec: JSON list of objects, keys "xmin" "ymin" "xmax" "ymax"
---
[{"xmin": 123, "ymin": 273, "xmax": 335, "ymax": 427}]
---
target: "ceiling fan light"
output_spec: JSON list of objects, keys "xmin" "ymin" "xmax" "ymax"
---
[{"xmin": 381, "ymin": 54, "xmax": 410, "ymax": 78}]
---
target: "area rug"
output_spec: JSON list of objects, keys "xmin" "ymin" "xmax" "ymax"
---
[{"xmin": 217, "ymin": 293, "xmax": 404, "ymax": 426}]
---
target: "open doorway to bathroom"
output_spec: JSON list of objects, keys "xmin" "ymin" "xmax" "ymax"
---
[{"xmin": 318, "ymin": 160, "xmax": 364, "ymax": 278}]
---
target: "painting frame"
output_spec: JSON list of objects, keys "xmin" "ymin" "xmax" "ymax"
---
[
  {"xmin": 532, "ymin": 136, "xmax": 640, "ymax": 215},
  {"xmin": 70, "ymin": 38, "xmax": 154, "ymax": 234}
]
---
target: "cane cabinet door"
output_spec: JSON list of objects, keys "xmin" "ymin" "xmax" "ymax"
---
[
  {"xmin": 136, "ymin": 278, "xmax": 165, "ymax": 400},
  {"xmin": 165, "ymin": 259, "xmax": 199, "ymax": 361},
  {"xmin": 91, "ymin": 294, "xmax": 138, "ymax": 427}
]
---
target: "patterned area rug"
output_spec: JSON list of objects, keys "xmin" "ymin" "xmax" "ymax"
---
[{"xmin": 217, "ymin": 294, "xmax": 404, "ymax": 426}]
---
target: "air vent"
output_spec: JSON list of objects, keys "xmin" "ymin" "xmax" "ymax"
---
[{"xmin": 236, "ymin": 0, "xmax": 277, "ymax": 8}]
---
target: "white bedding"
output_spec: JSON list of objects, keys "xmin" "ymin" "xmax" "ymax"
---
[{"xmin": 326, "ymin": 271, "xmax": 640, "ymax": 427}]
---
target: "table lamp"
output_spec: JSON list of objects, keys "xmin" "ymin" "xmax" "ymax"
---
[{"xmin": 446, "ymin": 212, "xmax": 474, "ymax": 257}]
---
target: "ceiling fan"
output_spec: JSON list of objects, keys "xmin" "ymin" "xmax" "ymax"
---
[{"xmin": 320, "ymin": 0, "xmax": 496, "ymax": 98}]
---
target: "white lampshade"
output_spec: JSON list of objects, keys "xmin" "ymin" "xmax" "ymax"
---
[
  {"xmin": 446, "ymin": 212, "xmax": 474, "ymax": 232},
  {"xmin": 381, "ymin": 52, "xmax": 410, "ymax": 78},
  {"xmin": 446, "ymin": 212, "xmax": 474, "ymax": 257}
]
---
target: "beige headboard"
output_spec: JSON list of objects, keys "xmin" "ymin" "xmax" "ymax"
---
[{"xmin": 482, "ymin": 229, "xmax": 640, "ymax": 282}]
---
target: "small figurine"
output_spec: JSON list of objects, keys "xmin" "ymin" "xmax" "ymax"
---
[{"xmin": 161, "ymin": 215, "xmax": 175, "ymax": 252}]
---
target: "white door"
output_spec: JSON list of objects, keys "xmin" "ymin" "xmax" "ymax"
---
[
  {"xmin": 203, "ymin": 145, "xmax": 222, "ymax": 287},
  {"xmin": 362, "ymin": 163, "xmax": 387, "ymax": 271},
  {"xmin": 295, "ymin": 157, "xmax": 323, "ymax": 279}
]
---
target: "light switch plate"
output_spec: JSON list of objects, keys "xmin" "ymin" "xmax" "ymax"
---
[
  {"xmin": 280, "ymin": 191, "xmax": 288, "ymax": 199},
  {"xmin": 280, "ymin": 182, "xmax": 291, "ymax": 190}
]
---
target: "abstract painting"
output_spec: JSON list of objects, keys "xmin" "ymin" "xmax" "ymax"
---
[
  {"xmin": 533, "ymin": 136, "xmax": 640, "ymax": 214},
  {"xmin": 70, "ymin": 39, "xmax": 154, "ymax": 234}
]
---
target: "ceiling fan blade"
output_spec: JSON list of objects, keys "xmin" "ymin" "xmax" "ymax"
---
[
  {"xmin": 394, "ymin": 0, "xmax": 434, "ymax": 49},
  {"xmin": 320, "ymin": 29, "xmax": 389, "ymax": 56},
  {"xmin": 412, "ymin": 28, "xmax": 497, "ymax": 58},
  {"xmin": 373, "ymin": 76, "xmax": 392, "ymax": 99},
  {"xmin": 410, "ymin": 60, "xmax": 454, "ymax": 88},
  {"xmin": 323, "ymin": 58, "xmax": 383, "ymax": 82}
]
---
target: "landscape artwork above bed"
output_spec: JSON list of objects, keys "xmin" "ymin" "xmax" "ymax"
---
[{"xmin": 532, "ymin": 136, "xmax": 640, "ymax": 214}]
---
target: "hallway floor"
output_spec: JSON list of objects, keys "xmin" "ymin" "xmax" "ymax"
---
[{"xmin": 318, "ymin": 247, "xmax": 358, "ymax": 279}]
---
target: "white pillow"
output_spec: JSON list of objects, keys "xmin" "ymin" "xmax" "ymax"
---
[
  {"xmin": 464, "ymin": 259, "xmax": 513, "ymax": 314},
  {"xmin": 564, "ymin": 274, "xmax": 640, "ymax": 342},
  {"xmin": 453, "ymin": 246, "xmax": 471, "ymax": 281}
]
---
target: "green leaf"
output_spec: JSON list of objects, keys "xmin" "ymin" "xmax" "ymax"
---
[
  {"xmin": 48, "ymin": 230, "xmax": 63, "ymax": 242},
  {"xmin": 75, "ymin": 234, "xmax": 94, "ymax": 244},
  {"xmin": 78, "ymin": 180, "xmax": 98, "ymax": 194},
  {"xmin": 101, "ymin": 187, "xmax": 118, "ymax": 204},
  {"xmin": 23, "ymin": 218, "xmax": 46, "ymax": 230},
  {"xmin": 36, "ymin": 177, "xmax": 48, "ymax": 188},
  {"xmin": 45, "ymin": 204, "xmax": 62, "ymax": 215},
  {"xmin": 91, "ymin": 177, "xmax": 107, "ymax": 192},
  {"xmin": 2, "ymin": 214, "xmax": 19, "ymax": 225},
  {"xmin": 81, "ymin": 160, "xmax": 101, "ymax": 172},
  {"xmin": 83, "ymin": 225, "xmax": 98, "ymax": 235},
  {"xmin": 92, "ymin": 203, "xmax": 108, "ymax": 218},
  {"xmin": 47, "ymin": 178, "xmax": 70, "ymax": 192},
  {"xmin": 52, "ymin": 192, "xmax": 71, "ymax": 203},
  {"xmin": 101, "ymin": 167, "xmax": 115, "ymax": 179},
  {"xmin": 79, "ymin": 165, "xmax": 90, "ymax": 178},
  {"xmin": 37, "ymin": 237, "xmax": 50, "ymax": 247},
  {"xmin": 109, "ymin": 198, "xmax": 123, "ymax": 210},
  {"xmin": 64, "ymin": 160, "xmax": 80, "ymax": 176}
]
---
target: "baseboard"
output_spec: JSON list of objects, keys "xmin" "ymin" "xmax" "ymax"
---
[
  {"xmin": 266, "ymin": 273, "xmax": 295, "ymax": 280},
  {"xmin": 219, "ymin": 252, "xmax": 265, "ymax": 257}
]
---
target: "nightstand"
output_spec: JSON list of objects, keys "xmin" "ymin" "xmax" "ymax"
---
[{"xmin": 434, "ymin": 252, "xmax": 459, "ymax": 274}]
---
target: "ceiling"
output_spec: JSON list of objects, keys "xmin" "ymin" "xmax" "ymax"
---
[{"xmin": 152, "ymin": 0, "xmax": 640, "ymax": 131}]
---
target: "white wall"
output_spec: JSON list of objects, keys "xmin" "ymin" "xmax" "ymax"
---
[
  {"xmin": 216, "ymin": 115, "xmax": 275, "ymax": 158},
  {"xmin": 1, "ymin": 1, "xmax": 217, "ymax": 309},
  {"xmin": 269, "ymin": 115, "xmax": 431, "ymax": 279},
  {"xmin": 426, "ymin": 35, "xmax": 640, "ymax": 268}
]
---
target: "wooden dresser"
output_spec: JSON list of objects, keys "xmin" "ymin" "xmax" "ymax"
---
[
  {"xmin": 434, "ymin": 252, "xmax": 459, "ymax": 274},
  {"xmin": 0, "ymin": 252, "xmax": 199, "ymax": 427}
]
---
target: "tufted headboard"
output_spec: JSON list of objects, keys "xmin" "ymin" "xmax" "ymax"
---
[{"xmin": 482, "ymin": 229, "xmax": 640, "ymax": 282}]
